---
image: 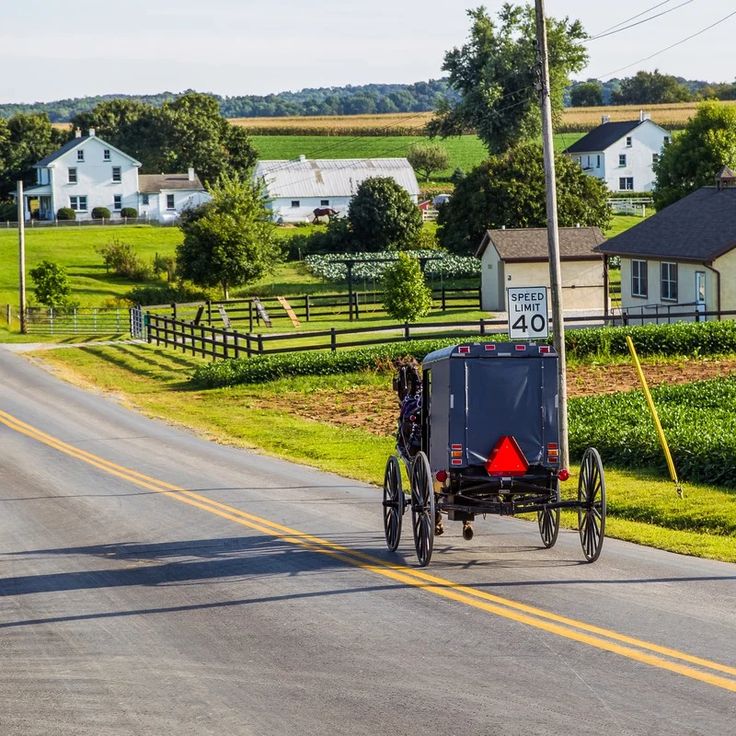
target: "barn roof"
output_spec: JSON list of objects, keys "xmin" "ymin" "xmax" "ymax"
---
[
  {"xmin": 476, "ymin": 227, "xmax": 606, "ymax": 262},
  {"xmin": 254, "ymin": 157, "xmax": 420, "ymax": 199}
]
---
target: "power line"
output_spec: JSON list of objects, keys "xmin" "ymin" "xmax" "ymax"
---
[
  {"xmin": 588, "ymin": 0, "xmax": 696, "ymax": 41},
  {"xmin": 592, "ymin": 0, "xmax": 677, "ymax": 37},
  {"xmin": 595, "ymin": 9, "xmax": 736, "ymax": 80}
]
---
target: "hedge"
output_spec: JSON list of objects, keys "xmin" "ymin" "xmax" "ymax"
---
[{"xmin": 190, "ymin": 321, "xmax": 736, "ymax": 388}]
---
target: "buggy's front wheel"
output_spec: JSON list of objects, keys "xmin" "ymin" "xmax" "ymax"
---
[
  {"xmin": 410, "ymin": 451, "xmax": 435, "ymax": 567},
  {"xmin": 578, "ymin": 448, "xmax": 606, "ymax": 563},
  {"xmin": 382, "ymin": 455, "xmax": 404, "ymax": 552}
]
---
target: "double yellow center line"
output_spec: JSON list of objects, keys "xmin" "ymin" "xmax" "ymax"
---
[{"xmin": 2, "ymin": 407, "xmax": 736, "ymax": 694}]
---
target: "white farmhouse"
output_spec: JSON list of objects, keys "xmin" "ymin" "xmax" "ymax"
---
[
  {"xmin": 254, "ymin": 156, "xmax": 420, "ymax": 223},
  {"xmin": 564, "ymin": 113, "xmax": 670, "ymax": 193},
  {"xmin": 23, "ymin": 128, "xmax": 209, "ymax": 221}
]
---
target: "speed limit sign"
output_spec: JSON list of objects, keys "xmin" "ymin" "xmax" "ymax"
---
[{"xmin": 507, "ymin": 286, "xmax": 549, "ymax": 340}]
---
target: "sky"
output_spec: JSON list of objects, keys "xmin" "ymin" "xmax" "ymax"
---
[{"xmin": 1, "ymin": 0, "xmax": 734, "ymax": 103}]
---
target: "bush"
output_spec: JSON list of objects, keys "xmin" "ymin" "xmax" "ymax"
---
[
  {"xmin": 92, "ymin": 206, "xmax": 111, "ymax": 219},
  {"xmin": 153, "ymin": 253, "xmax": 177, "ymax": 282},
  {"xmin": 97, "ymin": 237, "xmax": 152, "ymax": 280},
  {"xmin": 126, "ymin": 284, "xmax": 209, "ymax": 305},
  {"xmin": 57, "ymin": 207, "xmax": 76, "ymax": 221},
  {"xmin": 120, "ymin": 207, "xmax": 138, "ymax": 218},
  {"xmin": 382, "ymin": 253, "xmax": 433, "ymax": 321},
  {"xmin": 0, "ymin": 199, "xmax": 16, "ymax": 220},
  {"xmin": 29, "ymin": 260, "xmax": 71, "ymax": 308}
]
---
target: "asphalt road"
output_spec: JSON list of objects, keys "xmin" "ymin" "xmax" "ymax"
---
[{"xmin": 0, "ymin": 346, "xmax": 735, "ymax": 735}]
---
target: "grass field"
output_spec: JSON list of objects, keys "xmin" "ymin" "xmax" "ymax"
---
[{"xmin": 34, "ymin": 343, "xmax": 736, "ymax": 563}]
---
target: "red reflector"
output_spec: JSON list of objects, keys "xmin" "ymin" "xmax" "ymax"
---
[
  {"xmin": 547, "ymin": 456, "xmax": 559, "ymax": 464},
  {"xmin": 515, "ymin": 344, "xmax": 526, "ymax": 352},
  {"xmin": 435, "ymin": 470, "xmax": 448, "ymax": 483},
  {"xmin": 547, "ymin": 442, "xmax": 558, "ymax": 450},
  {"xmin": 558, "ymin": 469, "xmax": 570, "ymax": 481},
  {"xmin": 484, "ymin": 344, "xmax": 496, "ymax": 351},
  {"xmin": 539, "ymin": 345, "xmax": 551, "ymax": 354},
  {"xmin": 451, "ymin": 444, "xmax": 462, "ymax": 450},
  {"xmin": 458, "ymin": 345, "xmax": 471, "ymax": 354},
  {"xmin": 485, "ymin": 436, "xmax": 529, "ymax": 476},
  {"xmin": 451, "ymin": 459, "xmax": 463, "ymax": 466}
]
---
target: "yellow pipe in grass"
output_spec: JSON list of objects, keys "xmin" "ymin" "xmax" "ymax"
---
[{"xmin": 625, "ymin": 335, "xmax": 683, "ymax": 497}]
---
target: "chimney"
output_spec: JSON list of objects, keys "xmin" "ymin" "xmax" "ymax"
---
[
  {"xmin": 639, "ymin": 110, "xmax": 651, "ymax": 122},
  {"xmin": 298, "ymin": 154, "xmax": 307, "ymax": 162},
  {"xmin": 88, "ymin": 127, "xmax": 96, "ymax": 137},
  {"xmin": 187, "ymin": 167, "xmax": 195, "ymax": 182},
  {"xmin": 74, "ymin": 127, "xmax": 82, "ymax": 138},
  {"xmin": 601, "ymin": 115, "xmax": 610, "ymax": 124}
]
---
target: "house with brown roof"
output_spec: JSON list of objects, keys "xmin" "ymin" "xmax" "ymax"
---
[
  {"xmin": 138, "ymin": 169, "xmax": 210, "ymax": 222},
  {"xmin": 596, "ymin": 169, "xmax": 736, "ymax": 322},
  {"xmin": 476, "ymin": 227, "xmax": 608, "ymax": 312}
]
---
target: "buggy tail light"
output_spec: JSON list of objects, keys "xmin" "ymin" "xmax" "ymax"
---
[
  {"xmin": 457, "ymin": 345, "xmax": 471, "ymax": 354},
  {"xmin": 485, "ymin": 436, "xmax": 529, "ymax": 476},
  {"xmin": 435, "ymin": 470, "xmax": 448, "ymax": 483},
  {"xmin": 514, "ymin": 344, "xmax": 526, "ymax": 352},
  {"xmin": 484, "ymin": 343, "xmax": 496, "ymax": 351},
  {"xmin": 558, "ymin": 469, "xmax": 570, "ymax": 481},
  {"xmin": 539, "ymin": 345, "xmax": 551, "ymax": 354}
]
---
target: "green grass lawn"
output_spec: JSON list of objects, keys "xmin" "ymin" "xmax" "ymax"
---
[
  {"xmin": 251, "ymin": 133, "xmax": 585, "ymax": 179},
  {"xmin": 35, "ymin": 342, "xmax": 736, "ymax": 563}
]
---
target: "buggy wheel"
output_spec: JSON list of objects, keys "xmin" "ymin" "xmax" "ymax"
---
[
  {"xmin": 578, "ymin": 448, "xmax": 606, "ymax": 563},
  {"xmin": 410, "ymin": 451, "xmax": 435, "ymax": 567},
  {"xmin": 538, "ymin": 478, "xmax": 560, "ymax": 548},
  {"xmin": 382, "ymin": 455, "xmax": 404, "ymax": 552}
]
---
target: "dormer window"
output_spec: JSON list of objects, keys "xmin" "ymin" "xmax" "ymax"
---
[
  {"xmin": 103, "ymin": 149, "xmax": 111, "ymax": 161},
  {"xmin": 112, "ymin": 166, "xmax": 121, "ymax": 182},
  {"xmin": 77, "ymin": 149, "xmax": 84, "ymax": 162},
  {"xmin": 68, "ymin": 168, "xmax": 77, "ymax": 184}
]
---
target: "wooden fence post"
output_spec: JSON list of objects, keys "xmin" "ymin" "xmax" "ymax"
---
[
  {"xmin": 248, "ymin": 300, "xmax": 254, "ymax": 332},
  {"xmin": 480, "ymin": 318, "xmax": 486, "ymax": 336},
  {"xmin": 257, "ymin": 334, "xmax": 264, "ymax": 354},
  {"xmin": 171, "ymin": 302, "xmax": 177, "ymax": 320},
  {"xmin": 404, "ymin": 322, "xmax": 410, "ymax": 341},
  {"xmin": 441, "ymin": 287, "xmax": 446, "ymax": 312},
  {"xmin": 305, "ymin": 294, "xmax": 311, "ymax": 322},
  {"xmin": 353, "ymin": 292, "xmax": 360, "ymax": 320},
  {"xmin": 206, "ymin": 300, "xmax": 212, "ymax": 325},
  {"xmin": 233, "ymin": 329, "xmax": 240, "ymax": 359},
  {"xmin": 330, "ymin": 327, "xmax": 336, "ymax": 352}
]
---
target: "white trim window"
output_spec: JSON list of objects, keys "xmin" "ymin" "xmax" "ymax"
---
[
  {"xmin": 166, "ymin": 194, "xmax": 175, "ymax": 210},
  {"xmin": 68, "ymin": 167, "xmax": 77, "ymax": 184},
  {"xmin": 661, "ymin": 262, "xmax": 678, "ymax": 301},
  {"xmin": 619, "ymin": 177, "xmax": 634, "ymax": 190},
  {"xmin": 112, "ymin": 166, "xmax": 121, "ymax": 182},
  {"xmin": 113, "ymin": 194, "xmax": 122, "ymax": 210},
  {"xmin": 103, "ymin": 149, "xmax": 111, "ymax": 161},
  {"xmin": 69, "ymin": 195, "xmax": 87, "ymax": 211},
  {"xmin": 77, "ymin": 149, "xmax": 84, "ymax": 162},
  {"xmin": 619, "ymin": 154, "xmax": 627, "ymax": 166},
  {"xmin": 291, "ymin": 200, "xmax": 300, "ymax": 208},
  {"xmin": 626, "ymin": 136, "xmax": 632, "ymax": 147},
  {"xmin": 320, "ymin": 199, "xmax": 330, "ymax": 206},
  {"xmin": 631, "ymin": 259, "xmax": 648, "ymax": 298},
  {"xmin": 141, "ymin": 194, "xmax": 149, "ymax": 206}
]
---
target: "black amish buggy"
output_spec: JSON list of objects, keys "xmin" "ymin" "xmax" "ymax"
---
[{"xmin": 383, "ymin": 342, "xmax": 606, "ymax": 567}]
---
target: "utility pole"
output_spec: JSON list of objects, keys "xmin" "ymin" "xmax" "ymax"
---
[
  {"xmin": 17, "ymin": 180, "xmax": 26, "ymax": 334},
  {"xmin": 534, "ymin": 0, "xmax": 569, "ymax": 469}
]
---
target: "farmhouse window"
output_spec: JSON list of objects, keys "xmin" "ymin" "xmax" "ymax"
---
[
  {"xmin": 166, "ymin": 194, "xmax": 175, "ymax": 210},
  {"xmin": 141, "ymin": 194, "xmax": 149, "ymax": 206},
  {"xmin": 291, "ymin": 200, "xmax": 300, "ymax": 208},
  {"xmin": 664, "ymin": 136, "xmax": 670, "ymax": 145},
  {"xmin": 652, "ymin": 153, "xmax": 660, "ymax": 164},
  {"xmin": 631, "ymin": 260, "xmax": 648, "ymax": 298},
  {"xmin": 619, "ymin": 177, "xmax": 634, "ymax": 190},
  {"xmin": 113, "ymin": 195, "xmax": 122, "ymax": 210},
  {"xmin": 103, "ymin": 149, "xmax": 111, "ymax": 161},
  {"xmin": 112, "ymin": 166, "xmax": 121, "ymax": 182},
  {"xmin": 320, "ymin": 199, "xmax": 329, "ymax": 206},
  {"xmin": 68, "ymin": 168, "xmax": 77, "ymax": 184},
  {"xmin": 661, "ymin": 262, "xmax": 678, "ymax": 301},
  {"xmin": 77, "ymin": 149, "xmax": 84, "ymax": 162},
  {"xmin": 619, "ymin": 154, "xmax": 627, "ymax": 166},
  {"xmin": 596, "ymin": 155, "xmax": 601, "ymax": 168},
  {"xmin": 69, "ymin": 195, "xmax": 87, "ymax": 211},
  {"xmin": 626, "ymin": 136, "xmax": 632, "ymax": 146}
]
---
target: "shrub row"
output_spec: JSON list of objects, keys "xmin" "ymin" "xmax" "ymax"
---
[{"xmin": 569, "ymin": 377, "xmax": 736, "ymax": 490}]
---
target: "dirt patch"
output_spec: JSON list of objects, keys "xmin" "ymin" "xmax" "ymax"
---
[{"xmin": 258, "ymin": 358, "xmax": 736, "ymax": 437}]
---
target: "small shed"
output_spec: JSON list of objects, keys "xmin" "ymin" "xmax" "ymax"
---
[{"xmin": 476, "ymin": 227, "xmax": 607, "ymax": 312}]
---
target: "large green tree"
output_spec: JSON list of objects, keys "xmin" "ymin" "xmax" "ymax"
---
[
  {"xmin": 653, "ymin": 101, "xmax": 736, "ymax": 210},
  {"xmin": 0, "ymin": 113, "xmax": 65, "ymax": 198},
  {"xmin": 176, "ymin": 175, "xmax": 280, "ymax": 299},
  {"xmin": 71, "ymin": 92, "xmax": 257, "ymax": 184},
  {"xmin": 347, "ymin": 177, "xmax": 422, "ymax": 251},
  {"xmin": 569, "ymin": 80, "xmax": 603, "ymax": 107},
  {"xmin": 406, "ymin": 141, "xmax": 450, "ymax": 181},
  {"xmin": 428, "ymin": 4, "xmax": 587, "ymax": 153},
  {"xmin": 611, "ymin": 70, "xmax": 691, "ymax": 105},
  {"xmin": 437, "ymin": 142, "xmax": 611, "ymax": 254}
]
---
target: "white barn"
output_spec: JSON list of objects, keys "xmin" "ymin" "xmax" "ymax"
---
[
  {"xmin": 23, "ymin": 128, "xmax": 209, "ymax": 221},
  {"xmin": 564, "ymin": 113, "xmax": 670, "ymax": 193},
  {"xmin": 254, "ymin": 156, "xmax": 420, "ymax": 223}
]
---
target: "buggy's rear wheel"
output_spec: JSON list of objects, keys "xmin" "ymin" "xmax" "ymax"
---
[
  {"xmin": 538, "ymin": 478, "xmax": 560, "ymax": 548},
  {"xmin": 578, "ymin": 448, "xmax": 606, "ymax": 563},
  {"xmin": 410, "ymin": 451, "xmax": 435, "ymax": 567},
  {"xmin": 382, "ymin": 455, "xmax": 404, "ymax": 552}
]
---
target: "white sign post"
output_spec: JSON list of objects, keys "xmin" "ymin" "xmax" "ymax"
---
[{"xmin": 507, "ymin": 286, "xmax": 549, "ymax": 340}]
